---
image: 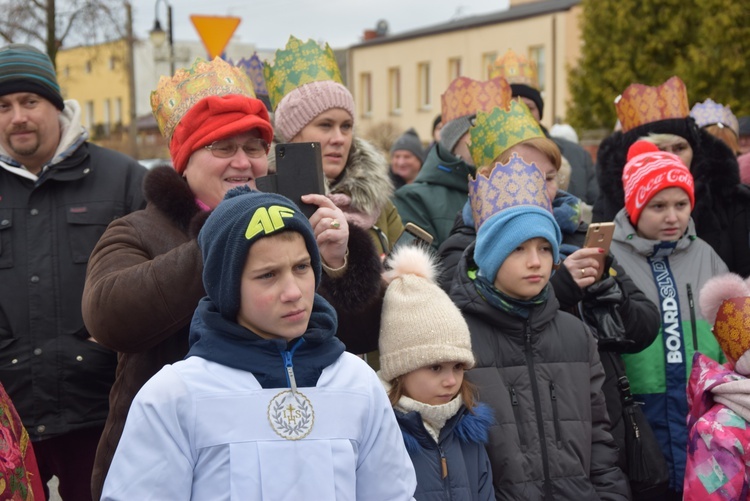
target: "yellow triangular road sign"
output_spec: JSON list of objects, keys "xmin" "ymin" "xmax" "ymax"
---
[{"xmin": 190, "ymin": 15, "xmax": 241, "ymax": 59}]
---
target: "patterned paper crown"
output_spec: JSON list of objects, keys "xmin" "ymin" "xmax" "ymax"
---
[
  {"xmin": 468, "ymin": 152, "xmax": 552, "ymax": 230},
  {"xmin": 489, "ymin": 49, "xmax": 539, "ymax": 89},
  {"xmin": 440, "ymin": 76, "xmax": 512, "ymax": 123},
  {"xmin": 469, "ymin": 100, "xmax": 545, "ymax": 168},
  {"xmin": 714, "ymin": 297, "xmax": 750, "ymax": 367},
  {"xmin": 150, "ymin": 57, "xmax": 257, "ymax": 141},
  {"xmin": 614, "ymin": 76, "xmax": 689, "ymax": 133},
  {"xmin": 232, "ymin": 53, "xmax": 268, "ymax": 97},
  {"xmin": 264, "ymin": 36, "xmax": 343, "ymax": 111},
  {"xmin": 690, "ymin": 98, "xmax": 739, "ymax": 136}
]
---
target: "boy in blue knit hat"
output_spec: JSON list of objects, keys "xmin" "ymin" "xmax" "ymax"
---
[
  {"xmin": 448, "ymin": 155, "xmax": 628, "ymax": 499},
  {"xmin": 101, "ymin": 187, "xmax": 416, "ymax": 500}
]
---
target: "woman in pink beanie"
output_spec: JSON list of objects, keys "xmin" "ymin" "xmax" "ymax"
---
[
  {"xmin": 610, "ymin": 140, "xmax": 728, "ymax": 499},
  {"xmin": 267, "ymin": 36, "xmax": 404, "ymax": 258}
]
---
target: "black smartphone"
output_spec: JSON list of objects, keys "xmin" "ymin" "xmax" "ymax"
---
[
  {"xmin": 390, "ymin": 222, "xmax": 434, "ymax": 254},
  {"xmin": 255, "ymin": 142, "xmax": 326, "ymax": 218}
]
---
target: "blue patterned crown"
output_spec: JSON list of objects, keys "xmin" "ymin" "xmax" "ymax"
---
[
  {"xmin": 690, "ymin": 98, "xmax": 739, "ymax": 136},
  {"xmin": 232, "ymin": 53, "xmax": 268, "ymax": 98},
  {"xmin": 468, "ymin": 152, "xmax": 552, "ymax": 231}
]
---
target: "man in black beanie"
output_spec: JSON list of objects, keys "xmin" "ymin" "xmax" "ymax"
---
[
  {"xmin": 490, "ymin": 49, "xmax": 599, "ymax": 206},
  {"xmin": 389, "ymin": 127, "xmax": 425, "ymax": 189},
  {"xmin": 0, "ymin": 43, "xmax": 146, "ymax": 499}
]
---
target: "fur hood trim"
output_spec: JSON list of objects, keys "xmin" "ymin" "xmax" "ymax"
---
[
  {"xmin": 330, "ymin": 136, "xmax": 394, "ymax": 215},
  {"xmin": 143, "ymin": 166, "xmax": 201, "ymax": 233},
  {"xmin": 400, "ymin": 403, "xmax": 494, "ymax": 452}
]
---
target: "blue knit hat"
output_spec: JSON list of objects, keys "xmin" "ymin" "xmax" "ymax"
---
[
  {"xmin": 198, "ymin": 186, "xmax": 321, "ymax": 320},
  {"xmin": 0, "ymin": 44, "xmax": 64, "ymax": 110},
  {"xmin": 475, "ymin": 206, "xmax": 561, "ymax": 281}
]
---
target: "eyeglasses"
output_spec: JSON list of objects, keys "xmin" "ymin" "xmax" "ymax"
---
[{"xmin": 204, "ymin": 138, "xmax": 269, "ymax": 159}]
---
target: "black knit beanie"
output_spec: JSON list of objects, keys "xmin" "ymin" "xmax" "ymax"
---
[
  {"xmin": 511, "ymin": 83, "xmax": 544, "ymax": 120},
  {"xmin": 0, "ymin": 44, "xmax": 64, "ymax": 110},
  {"xmin": 198, "ymin": 186, "xmax": 321, "ymax": 320}
]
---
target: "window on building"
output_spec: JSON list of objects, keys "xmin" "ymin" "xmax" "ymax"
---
[
  {"xmin": 482, "ymin": 52, "xmax": 497, "ymax": 80},
  {"xmin": 529, "ymin": 46, "xmax": 545, "ymax": 91},
  {"xmin": 103, "ymin": 99, "xmax": 111, "ymax": 135},
  {"xmin": 109, "ymin": 56, "xmax": 116, "ymax": 71},
  {"xmin": 448, "ymin": 57, "xmax": 462, "ymax": 81},
  {"xmin": 85, "ymin": 61, "xmax": 92, "ymax": 74},
  {"xmin": 418, "ymin": 62, "xmax": 431, "ymax": 110},
  {"xmin": 63, "ymin": 65, "xmax": 70, "ymax": 78},
  {"xmin": 360, "ymin": 73, "xmax": 372, "ymax": 116},
  {"xmin": 85, "ymin": 101, "xmax": 95, "ymax": 129},
  {"xmin": 388, "ymin": 67, "xmax": 401, "ymax": 114},
  {"xmin": 115, "ymin": 97, "xmax": 123, "ymax": 126}
]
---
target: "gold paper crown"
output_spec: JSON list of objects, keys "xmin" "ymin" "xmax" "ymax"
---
[
  {"xmin": 469, "ymin": 100, "xmax": 545, "ymax": 168},
  {"xmin": 615, "ymin": 76, "xmax": 689, "ymax": 133},
  {"xmin": 469, "ymin": 152, "xmax": 551, "ymax": 230},
  {"xmin": 714, "ymin": 297, "xmax": 750, "ymax": 365},
  {"xmin": 440, "ymin": 76, "xmax": 512, "ymax": 123},
  {"xmin": 264, "ymin": 36, "xmax": 344, "ymax": 111},
  {"xmin": 489, "ymin": 49, "xmax": 539, "ymax": 89},
  {"xmin": 690, "ymin": 99, "xmax": 739, "ymax": 136},
  {"xmin": 150, "ymin": 57, "xmax": 257, "ymax": 141}
]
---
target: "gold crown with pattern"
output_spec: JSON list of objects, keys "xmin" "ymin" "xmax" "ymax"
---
[
  {"xmin": 263, "ymin": 36, "xmax": 343, "ymax": 111},
  {"xmin": 714, "ymin": 297, "xmax": 750, "ymax": 366},
  {"xmin": 489, "ymin": 49, "xmax": 539, "ymax": 89},
  {"xmin": 150, "ymin": 57, "xmax": 257, "ymax": 141},
  {"xmin": 615, "ymin": 76, "xmax": 689, "ymax": 133},
  {"xmin": 469, "ymin": 152, "xmax": 551, "ymax": 230},
  {"xmin": 690, "ymin": 98, "xmax": 739, "ymax": 136},
  {"xmin": 440, "ymin": 76, "xmax": 512, "ymax": 123},
  {"xmin": 469, "ymin": 100, "xmax": 545, "ymax": 168}
]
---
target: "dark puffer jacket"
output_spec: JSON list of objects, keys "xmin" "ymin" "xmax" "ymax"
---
[
  {"xmin": 396, "ymin": 404, "xmax": 495, "ymax": 501},
  {"xmin": 449, "ymin": 244, "xmax": 630, "ymax": 500},
  {"xmin": 594, "ymin": 122, "xmax": 750, "ymax": 277}
]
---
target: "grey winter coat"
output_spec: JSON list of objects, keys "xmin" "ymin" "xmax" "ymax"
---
[{"xmin": 449, "ymin": 244, "xmax": 630, "ymax": 500}]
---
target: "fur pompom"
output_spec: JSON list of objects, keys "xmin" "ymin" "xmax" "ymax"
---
[
  {"xmin": 699, "ymin": 273, "xmax": 750, "ymax": 324},
  {"xmin": 383, "ymin": 245, "xmax": 438, "ymax": 286}
]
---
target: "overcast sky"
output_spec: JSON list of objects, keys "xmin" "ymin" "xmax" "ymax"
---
[{"xmin": 129, "ymin": 0, "xmax": 511, "ymax": 51}]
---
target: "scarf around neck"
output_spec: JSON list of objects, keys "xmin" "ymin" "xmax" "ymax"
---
[
  {"xmin": 396, "ymin": 394, "xmax": 464, "ymax": 442},
  {"xmin": 474, "ymin": 271, "xmax": 549, "ymax": 319},
  {"xmin": 187, "ymin": 294, "xmax": 344, "ymax": 389}
]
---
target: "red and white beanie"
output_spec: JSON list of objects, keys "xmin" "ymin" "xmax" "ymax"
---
[{"xmin": 622, "ymin": 140, "xmax": 695, "ymax": 225}]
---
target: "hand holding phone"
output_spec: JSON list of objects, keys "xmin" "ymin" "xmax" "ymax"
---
[{"xmin": 583, "ymin": 222, "xmax": 615, "ymax": 280}]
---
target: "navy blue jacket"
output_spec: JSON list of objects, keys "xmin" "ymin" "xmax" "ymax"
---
[{"xmin": 396, "ymin": 403, "xmax": 494, "ymax": 501}]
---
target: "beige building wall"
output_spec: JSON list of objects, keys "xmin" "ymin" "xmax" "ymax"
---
[
  {"xmin": 57, "ymin": 40, "xmax": 130, "ymax": 137},
  {"xmin": 349, "ymin": 5, "xmax": 582, "ymax": 142}
]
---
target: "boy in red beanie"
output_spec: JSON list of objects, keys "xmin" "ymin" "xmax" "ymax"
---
[{"xmin": 610, "ymin": 140, "xmax": 728, "ymax": 499}]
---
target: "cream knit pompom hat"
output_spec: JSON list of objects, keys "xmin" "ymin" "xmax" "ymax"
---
[{"xmin": 379, "ymin": 246, "xmax": 475, "ymax": 382}]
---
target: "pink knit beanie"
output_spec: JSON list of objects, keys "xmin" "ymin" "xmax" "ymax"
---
[{"xmin": 274, "ymin": 80, "xmax": 355, "ymax": 141}]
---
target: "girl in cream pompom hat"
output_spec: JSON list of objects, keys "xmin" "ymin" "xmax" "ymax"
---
[{"xmin": 378, "ymin": 245, "xmax": 494, "ymax": 500}]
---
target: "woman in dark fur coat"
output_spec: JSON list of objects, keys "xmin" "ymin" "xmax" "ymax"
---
[
  {"xmin": 593, "ymin": 76, "xmax": 750, "ymax": 277},
  {"xmin": 82, "ymin": 57, "xmax": 385, "ymax": 500}
]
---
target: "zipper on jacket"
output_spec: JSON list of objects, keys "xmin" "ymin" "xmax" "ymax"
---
[
  {"xmin": 509, "ymin": 386, "xmax": 527, "ymax": 450},
  {"xmin": 687, "ymin": 283, "xmax": 698, "ymax": 351},
  {"xmin": 524, "ymin": 322, "xmax": 553, "ymax": 500},
  {"xmin": 281, "ymin": 339, "xmax": 304, "ymax": 394},
  {"xmin": 549, "ymin": 382, "xmax": 562, "ymax": 449}
]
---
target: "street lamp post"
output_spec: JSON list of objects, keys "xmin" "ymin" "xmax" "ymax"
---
[{"xmin": 149, "ymin": 0, "xmax": 174, "ymax": 75}]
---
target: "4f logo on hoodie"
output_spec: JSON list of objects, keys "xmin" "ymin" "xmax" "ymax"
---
[{"xmin": 245, "ymin": 205, "xmax": 295, "ymax": 240}]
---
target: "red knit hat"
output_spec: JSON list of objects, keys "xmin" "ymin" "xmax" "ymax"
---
[
  {"xmin": 170, "ymin": 94, "xmax": 273, "ymax": 174},
  {"xmin": 622, "ymin": 140, "xmax": 695, "ymax": 225}
]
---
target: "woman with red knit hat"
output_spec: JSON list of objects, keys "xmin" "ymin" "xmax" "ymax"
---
[
  {"xmin": 610, "ymin": 140, "xmax": 728, "ymax": 500},
  {"xmin": 82, "ymin": 57, "xmax": 384, "ymax": 500}
]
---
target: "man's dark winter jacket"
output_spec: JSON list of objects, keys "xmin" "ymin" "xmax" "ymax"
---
[{"xmin": 0, "ymin": 140, "xmax": 146, "ymax": 441}]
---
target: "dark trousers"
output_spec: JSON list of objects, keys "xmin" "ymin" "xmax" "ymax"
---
[{"xmin": 33, "ymin": 426, "xmax": 103, "ymax": 501}]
